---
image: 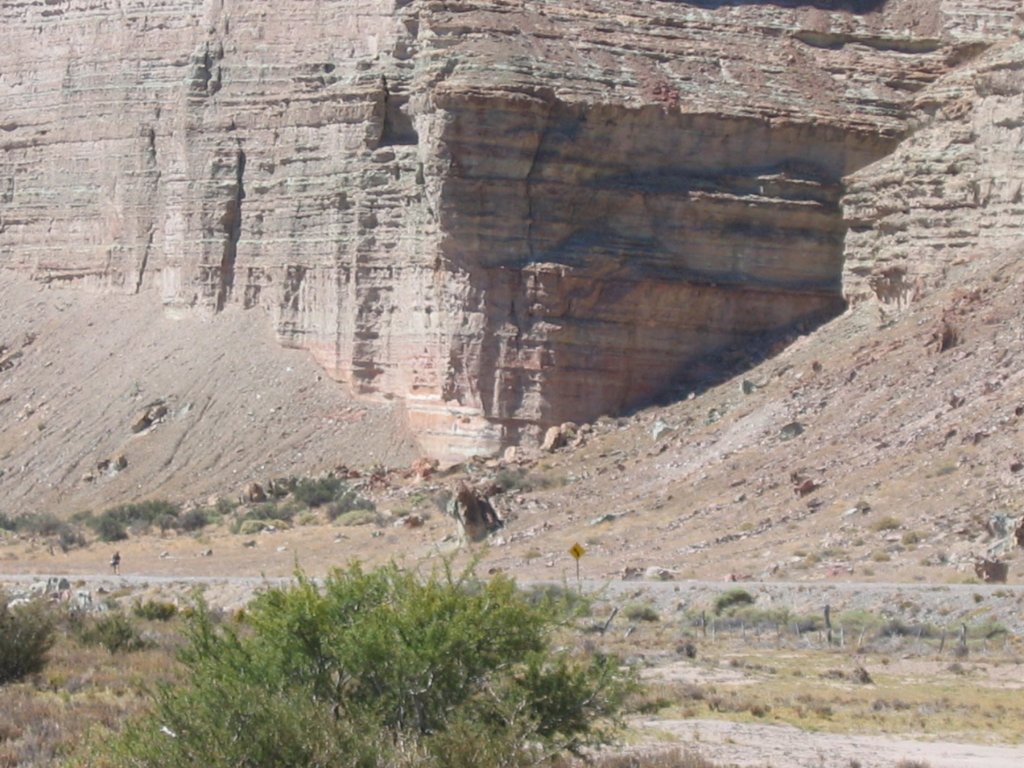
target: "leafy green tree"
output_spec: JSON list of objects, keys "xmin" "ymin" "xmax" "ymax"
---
[{"xmin": 95, "ymin": 564, "xmax": 630, "ymax": 768}]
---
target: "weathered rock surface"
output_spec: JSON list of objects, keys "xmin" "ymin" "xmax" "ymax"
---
[
  {"xmin": 845, "ymin": 32, "xmax": 1024, "ymax": 303},
  {"xmin": 0, "ymin": 0, "xmax": 1020, "ymax": 459}
]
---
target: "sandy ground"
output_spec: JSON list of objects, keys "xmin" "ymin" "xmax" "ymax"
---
[{"xmin": 640, "ymin": 719, "xmax": 1024, "ymax": 768}]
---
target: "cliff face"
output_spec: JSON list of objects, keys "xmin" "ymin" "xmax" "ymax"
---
[
  {"xmin": 1, "ymin": 0, "xmax": 1020, "ymax": 459},
  {"xmin": 845, "ymin": 34, "xmax": 1024, "ymax": 304}
]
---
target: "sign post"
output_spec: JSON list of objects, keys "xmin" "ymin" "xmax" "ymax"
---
[{"xmin": 569, "ymin": 542, "xmax": 585, "ymax": 587}]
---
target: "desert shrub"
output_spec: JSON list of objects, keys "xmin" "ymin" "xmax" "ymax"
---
[
  {"xmin": 624, "ymin": 602, "xmax": 660, "ymax": 622},
  {"xmin": 872, "ymin": 515, "xmax": 901, "ymax": 532},
  {"xmin": 177, "ymin": 508, "xmax": 210, "ymax": 533},
  {"xmin": 21, "ymin": 512, "xmax": 63, "ymax": 537},
  {"xmin": 332, "ymin": 509, "xmax": 380, "ymax": 527},
  {"xmin": 835, "ymin": 609, "xmax": 883, "ymax": 635},
  {"xmin": 231, "ymin": 501, "xmax": 300, "ymax": 534},
  {"xmin": 324, "ymin": 487, "xmax": 376, "ymax": 522},
  {"xmin": 92, "ymin": 515, "xmax": 128, "ymax": 542},
  {"xmin": 87, "ymin": 500, "xmax": 182, "ymax": 539},
  {"xmin": 93, "ymin": 564, "xmax": 632, "ymax": 768},
  {"xmin": 876, "ymin": 619, "xmax": 940, "ymax": 640},
  {"xmin": 0, "ymin": 596, "xmax": 56, "ymax": 684},
  {"xmin": 56, "ymin": 523, "xmax": 88, "ymax": 552},
  {"xmin": 291, "ymin": 476, "xmax": 346, "ymax": 508},
  {"xmin": 239, "ymin": 518, "xmax": 294, "ymax": 535},
  {"xmin": 132, "ymin": 599, "xmax": 178, "ymax": 622},
  {"xmin": 77, "ymin": 612, "xmax": 149, "ymax": 653},
  {"xmin": 156, "ymin": 513, "xmax": 178, "ymax": 533},
  {"xmin": 713, "ymin": 588, "xmax": 755, "ymax": 615},
  {"xmin": 0, "ymin": 513, "xmax": 16, "ymax": 531},
  {"xmin": 725, "ymin": 605, "xmax": 793, "ymax": 629},
  {"xmin": 901, "ymin": 530, "xmax": 922, "ymax": 546},
  {"xmin": 970, "ymin": 618, "xmax": 1008, "ymax": 639},
  {"xmin": 522, "ymin": 584, "xmax": 591, "ymax": 617},
  {"xmin": 494, "ymin": 467, "xmax": 533, "ymax": 493},
  {"xmin": 793, "ymin": 614, "xmax": 824, "ymax": 633}
]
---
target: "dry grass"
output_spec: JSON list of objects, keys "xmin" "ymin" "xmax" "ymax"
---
[
  {"xmin": 0, "ymin": 615, "xmax": 183, "ymax": 767},
  {"xmin": 588, "ymin": 610, "xmax": 1024, "ymax": 744}
]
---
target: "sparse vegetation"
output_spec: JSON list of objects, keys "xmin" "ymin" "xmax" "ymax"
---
[
  {"xmin": 901, "ymin": 530, "xmax": 922, "ymax": 546},
  {"xmin": 872, "ymin": 516, "xmax": 902, "ymax": 532},
  {"xmin": 76, "ymin": 611, "xmax": 150, "ymax": 653},
  {"xmin": 132, "ymin": 599, "xmax": 178, "ymax": 622}
]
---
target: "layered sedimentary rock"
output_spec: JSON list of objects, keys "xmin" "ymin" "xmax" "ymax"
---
[
  {"xmin": 0, "ymin": 0, "xmax": 1018, "ymax": 458},
  {"xmin": 845, "ymin": 32, "xmax": 1024, "ymax": 302}
]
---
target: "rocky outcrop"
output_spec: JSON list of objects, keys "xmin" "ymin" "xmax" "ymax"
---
[
  {"xmin": 844, "ymin": 32, "xmax": 1024, "ymax": 304},
  {"xmin": 0, "ymin": 0, "xmax": 1018, "ymax": 459}
]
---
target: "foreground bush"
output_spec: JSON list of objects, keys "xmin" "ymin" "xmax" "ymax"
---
[
  {"xmin": 0, "ymin": 596, "xmax": 56, "ymax": 684},
  {"xmin": 93, "ymin": 564, "xmax": 631, "ymax": 768}
]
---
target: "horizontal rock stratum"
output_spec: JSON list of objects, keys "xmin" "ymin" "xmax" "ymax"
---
[{"xmin": 1, "ymin": 0, "xmax": 1020, "ymax": 459}]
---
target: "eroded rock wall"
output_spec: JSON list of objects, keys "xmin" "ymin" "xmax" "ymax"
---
[
  {"xmin": 844, "ymin": 32, "xmax": 1024, "ymax": 303},
  {"xmin": 1, "ymin": 0, "xmax": 1016, "ymax": 458}
]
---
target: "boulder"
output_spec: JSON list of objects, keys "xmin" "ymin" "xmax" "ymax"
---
[{"xmin": 446, "ymin": 483, "xmax": 502, "ymax": 543}]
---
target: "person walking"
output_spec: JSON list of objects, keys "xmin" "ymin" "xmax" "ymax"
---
[{"xmin": 110, "ymin": 551, "xmax": 121, "ymax": 575}]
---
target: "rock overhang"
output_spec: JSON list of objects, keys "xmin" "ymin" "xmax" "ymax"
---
[{"xmin": 0, "ymin": 0, "xmax": 1016, "ymax": 460}]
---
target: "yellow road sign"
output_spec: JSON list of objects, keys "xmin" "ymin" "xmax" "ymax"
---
[{"xmin": 569, "ymin": 542, "xmax": 585, "ymax": 560}]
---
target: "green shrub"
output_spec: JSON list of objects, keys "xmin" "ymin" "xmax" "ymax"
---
[
  {"xmin": 324, "ymin": 487, "xmax": 376, "ymax": 522},
  {"xmin": 624, "ymin": 602, "xmax": 660, "ymax": 622},
  {"xmin": 291, "ymin": 476, "xmax": 346, "ymax": 508},
  {"xmin": 332, "ymin": 509, "xmax": 380, "ymax": 527},
  {"xmin": 727, "ymin": 605, "xmax": 793, "ymax": 628},
  {"xmin": 22, "ymin": 512, "xmax": 63, "ymax": 537},
  {"xmin": 132, "ymin": 599, "xmax": 178, "ymax": 622},
  {"xmin": 77, "ymin": 612, "xmax": 149, "ymax": 653},
  {"xmin": 494, "ymin": 467, "xmax": 533, "ymax": 492},
  {"xmin": 0, "ymin": 513, "xmax": 16, "ymax": 531},
  {"xmin": 95, "ymin": 564, "xmax": 632, "ymax": 768},
  {"xmin": 177, "ymin": 509, "xmax": 210, "ymax": 532},
  {"xmin": 56, "ymin": 523, "xmax": 88, "ymax": 552},
  {"xmin": 238, "ymin": 519, "xmax": 286, "ymax": 535},
  {"xmin": 970, "ymin": 618, "xmax": 1008, "ymax": 639},
  {"xmin": 87, "ymin": 500, "xmax": 182, "ymax": 539},
  {"xmin": 713, "ymin": 588, "xmax": 755, "ymax": 615},
  {"xmin": 835, "ymin": 609, "xmax": 883, "ymax": 635},
  {"xmin": 92, "ymin": 515, "xmax": 128, "ymax": 542},
  {"xmin": 0, "ymin": 596, "xmax": 56, "ymax": 684},
  {"xmin": 232, "ymin": 500, "xmax": 305, "ymax": 532}
]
